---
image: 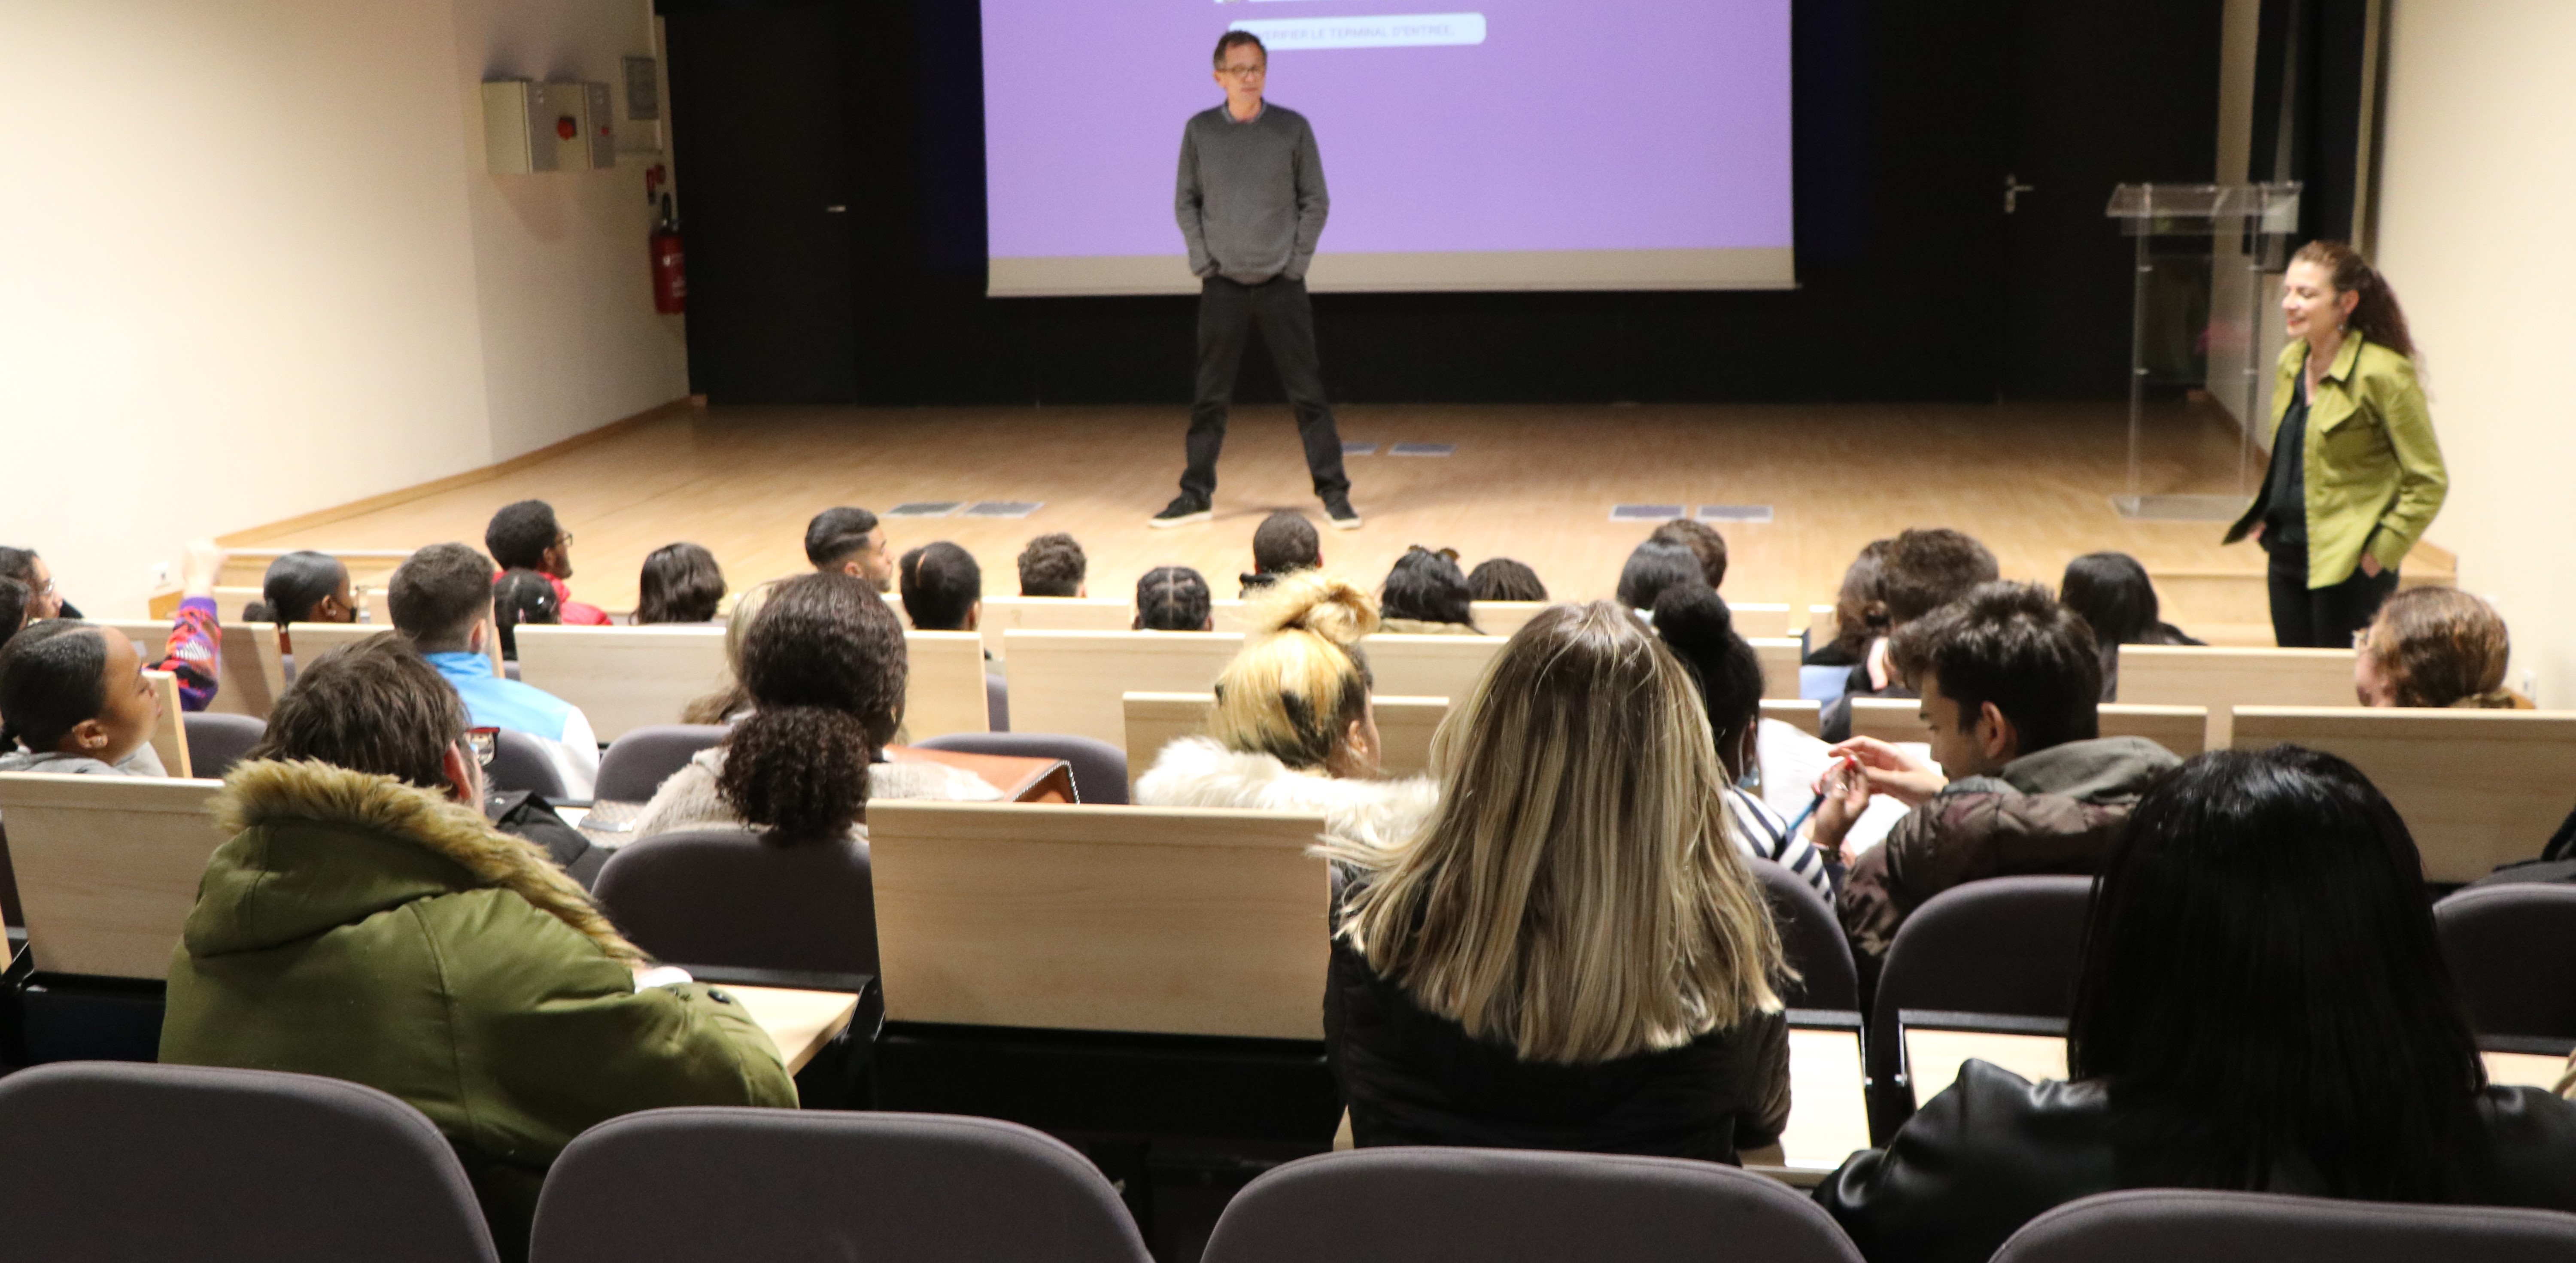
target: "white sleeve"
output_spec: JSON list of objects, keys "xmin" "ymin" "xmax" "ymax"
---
[{"xmin": 550, "ymin": 706, "xmax": 601, "ymax": 800}]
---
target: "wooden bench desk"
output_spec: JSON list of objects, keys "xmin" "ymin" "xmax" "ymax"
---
[{"xmin": 727, "ymin": 985, "xmax": 862, "ymax": 1074}]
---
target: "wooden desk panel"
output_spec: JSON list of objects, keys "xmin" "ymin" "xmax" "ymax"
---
[
  {"xmin": 727, "ymin": 984, "xmax": 860, "ymax": 1075},
  {"xmin": 2119, "ymin": 644, "xmax": 2358, "ymax": 747},
  {"xmin": 0, "ymin": 774, "xmax": 228, "ymax": 979},
  {"xmin": 1905, "ymin": 1029, "xmax": 2069, "ymax": 1108},
  {"xmin": 2232, "ymin": 707, "xmax": 2576, "ymax": 883},
  {"xmin": 1741, "ymin": 1025, "xmax": 1874, "ymax": 1185}
]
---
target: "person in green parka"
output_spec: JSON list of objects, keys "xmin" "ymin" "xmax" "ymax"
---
[{"xmin": 160, "ymin": 632, "xmax": 796, "ymax": 1260}]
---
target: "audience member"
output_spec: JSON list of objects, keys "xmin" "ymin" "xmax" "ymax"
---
[
  {"xmin": 804, "ymin": 506, "xmax": 894, "ymax": 592},
  {"xmin": 635, "ymin": 542, "xmax": 726, "ymax": 625},
  {"xmin": 1242, "ymin": 510, "xmax": 1322, "ymax": 595},
  {"xmin": 0, "ymin": 576, "xmax": 27, "ymax": 650},
  {"xmin": 1819, "ymin": 528, "xmax": 1998, "ymax": 741},
  {"xmin": 1813, "ymin": 582, "xmax": 2179, "ymax": 983},
  {"xmin": 633, "ymin": 573, "xmax": 997, "ymax": 841},
  {"xmin": 1651, "ymin": 518, "xmax": 1730, "ymax": 590},
  {"xmin": 484, "ymin": 500, "xmax": 610, "ymax": 625},
  {"xmin": 898, "ymin": 541, "xmax": 982, "ymax": 632},
  {"xmin": 2355, "ymin": 586, "xmax": 2533, "ymax": 709},
  {"xmin": 1819, "ymin": 747, "xmax": 2576, "ymax": 1260},
  {"xmin": 388, "ymin": 544, "xmax": 600, "ymax": 798},
  {"xmin": 1136, "ymin": 565, "xmax": 1215, "ymax": 631},
  {"xmin": 0, "ymin": 545, "xmax": 78, "ymax": 619},
  {"xmin": 1653, "ymin": 589, "xmax": 1835, "ymax": 898},
  {"xmin": 1465, "ymin": 557, "xmax": 1547, "ymax": 603},
  {"xmin": 680, "ymin": 580, "xmax": 776, "ymax": 726},
  {"xmin": 1016, "ymin": 532, "xmax": 1087, "ymax": 597},
  {"xmin": 1137, "ymin": 574, "xmax": 1434, "ymax": 844},
  {"xmin": 244, "ymin": 550, "xmax": 354, "ymax": 629},
  {"xmin": 0, "ymin": 621, "xmax": 167, "ymax": 775},
  {"xmin": 2058, "ymin": 552, "xmax": 2201, "ymax": 699},
  {"xmin": 1807, "ymin": 540, "xmax": 1893, "ymax": 668},
  {"xmin": 0, "ymin": 539, "xmax": 228, "ymax": 712},
  {"xmin": 159, "ymin": 633, "xmax": 795, "ymax": 1261},
  {"xmin": 1614, "ymin": 539, "xmax": 1708, "ymax": 614},
  {"xmin": 492, "ymin": 567, "xmax": 561, "ymax": 661},
  {"xmin": 1379, "ymin": 546, "xmax": 1479, "ymax": 633}
]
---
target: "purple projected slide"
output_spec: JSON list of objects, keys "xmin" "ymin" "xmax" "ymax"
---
[{"xmin": 982, "ymin": 0, "xmax": 1792, "ymax": 262}]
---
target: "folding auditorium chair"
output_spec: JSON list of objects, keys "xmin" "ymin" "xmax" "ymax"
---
[{"xmin": 1989, "ymin": 1189, "xmax": 2576, "ymax": 1263}]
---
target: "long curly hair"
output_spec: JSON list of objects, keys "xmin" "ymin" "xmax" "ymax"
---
[{"xmin": 715, "ymin": 573, "xmax": 907, "ymax": 839}]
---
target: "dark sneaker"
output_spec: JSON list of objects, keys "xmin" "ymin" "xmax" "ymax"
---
[
  {"xmin": 1150, "ymin": 496, "xmax": 1212, "ymax": 528},
  {"xmin": 1323, "ymin": 495, "xmax": 1362, "ymax": 530}
]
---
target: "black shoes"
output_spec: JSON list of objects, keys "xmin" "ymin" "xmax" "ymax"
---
[
  {"xmin": 1324, "ymin": 495, "xmax": 1362, "ymax": 530},
  {"xmin": 1150, "ymin": 496, "xmax": 1213, "ymax": 528}
]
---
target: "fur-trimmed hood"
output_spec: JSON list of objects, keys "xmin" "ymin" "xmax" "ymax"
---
[
  {"xmin": 1134, "ymin": 736, "xmax": 1438, "ymax": 851},
  {"xmin": 192, "ymin": 759, "xmax": 638, "ymax": 962}
]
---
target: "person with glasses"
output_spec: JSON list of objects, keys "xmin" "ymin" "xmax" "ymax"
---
[
  {"xmin": 387, "ymin": 543, "xmax": 602, "ymax": 798},
  {"xmin": 1157, "ymin": 30, "xmax": 1360, "ymax": 532},
  {"xmin": 161, "ymin": 632, "xmax": 796, "ymax": 1262},
  {"xmin": 0, "ymin": 540, "xmax": 231, "ymax": 710},
  {"xmin": 484, "ymin": 499, "xmax": 611, "ymax": 625}
]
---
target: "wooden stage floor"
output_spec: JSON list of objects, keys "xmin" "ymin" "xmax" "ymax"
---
[{"xmin": 228, "ymin": 400, "xmax": 2379, "ymax": 638}]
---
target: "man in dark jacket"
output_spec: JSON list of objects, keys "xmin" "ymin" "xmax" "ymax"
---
[{"xmin": 1811, "ymin": 582, "xmax": 2182, "ymax": 980}]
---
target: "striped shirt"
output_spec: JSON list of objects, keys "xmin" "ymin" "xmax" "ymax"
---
[{"xmin": 1728, "ymin": 784, "xmax": 1835, "ymax": 899}]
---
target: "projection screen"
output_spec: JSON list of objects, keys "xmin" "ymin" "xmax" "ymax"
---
[{"xmin": 981, "ymin": 0, "xmax": 1793, "ymax": 296}]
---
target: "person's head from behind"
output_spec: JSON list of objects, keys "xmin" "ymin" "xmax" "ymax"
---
[
  {"xmin": 0, "ymin": 546, "xmax": 63, "ymax": 621},
  {"xmin": 491, "ymin": 568, "xmax": 560, "ymax": 660},
  {"xmin": 1332, "ymin": 601, "xmax": 1783, "ymax": 1064},
  {"xmin": 1652, "ymin": 589, "xmax": 1766, "ymax": 782},
  {"xmin": 1880, "ymin": 528, "xmax": 1999, "ymax": 628},
  {"xmin": 1616, "ymin": 540, "xmax": 1708, "ymax": 613},
  {"xmin": 255, "ymin": 551, "xmax": 353, "ymax": 627},
  {"xmin": 1211, "ymin": 574, "xmax": 1382, "ymax": 778},
  {"xmin": 1017, "ymin": 532, "xmax": 1087, "ymax": 598},
  {"xmin": 387, "ymin": 544, "xmax": 495, "ymax": 655},
  {"xmin": 1381, "ymin": 546, "xmax": 1474, "ymax": 628},
  {"xmin": 1136, "ymin": 566, "xmax": 1213, "ymax": 632},
  {"xmin": 1889, "ymin": 580, "xmax": 2099, "ymax": 779},
  {"xmin": 0, "ymin": 577, "xmax": 30, "ymax": 650},
  {"xmin": 1466, "ymin": 558, "xmax": 1546, "ymax": 603},
  {"xmin": 485, "ymin": 500, "xmax": 573, "ymax": 580},
  {"xmin": 717, "ymin": 572, "xmax": 908, "ymax": 840},
  {"xmin": 250, "ymin": 633, "xmax": 483, "ymax": 803},
  {"xmin": 898, "ymin": 541, "xmax": 982, "ymax": 632},
  {"xmin": 1252, "ymin": 511, "xmax": 1322, "ymax": 578},
  {"xmin": 2069, "ymin": 747, "xmax": 2479, "ymax": 1199},
  {"xmin": 1649, "ymin": 519, "xmax": 1728, "ymax": 590},
  {"xmin": 0, "ymin": 621, "xmax": 159, "ymax": 765},
  {"xmin": 2356, "ymin": 587, "xmax": 2515, "ymax": 708},
  {"xmin": 2058, "ymin": 552, "xmax": 2160, "ymax": 648},
  {"xmin": 805, "ymin": 507, "xmax": 893, "ymax": 592},
  {"xmin": 636, "ymin": 542, "xmax": 726, "ymax": 625},
  {"xmin": 1829, "ymin": 539, "xmax": 1895, "ymax": 658}
]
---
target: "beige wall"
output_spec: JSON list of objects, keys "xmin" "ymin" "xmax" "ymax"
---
[
  {"xmin": 0, "ymin": 0, "xmax": 681, "ymax": 616},
  {"xmin": 2374, "ymin": 0, "xmax": 2576, "ymax": 701}
]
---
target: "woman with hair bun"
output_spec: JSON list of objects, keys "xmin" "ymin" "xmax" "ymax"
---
[
  {"xmin": 2354, "ymin": 586, "xmax": 2532, "ymax": 710},
  {"xmin": 1135, "ymin": 571, "xmax": 1435, "ymax": 849},
  {"xmin": 632, "ymin": 572, "xmax": 997, "ymax": 843},
  {"xmin": 2227, "ymin": 240, "xmax": 2448, "ymax": 648}
]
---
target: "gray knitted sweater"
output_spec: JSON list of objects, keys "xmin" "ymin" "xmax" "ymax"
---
[{"xmin": 1175, "ymin": 102, "xmax": 1330, "ymax": 284}]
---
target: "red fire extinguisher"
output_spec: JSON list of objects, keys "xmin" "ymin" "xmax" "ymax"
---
[{"xmin": 649, "ymin": 192, "xmax": 686, "ymax": 315}]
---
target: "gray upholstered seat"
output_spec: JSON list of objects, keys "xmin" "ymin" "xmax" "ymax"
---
[
  {"xmin": 591, "ymin": 827, "xmax": 876, "ymax": 975},
  {"xmin": 485, "ymin": 726, "xmax": 569, "ymax": 799},
  {"xmin": 1869, "ymin": 874, "xmax": 2093, "ymax": 1132},
  {"xmin": 1750, "ymin": 855, "xmax": 1859, "ymax": 1011},
  {"xmin": 591, "ymin": 723, "xmax": 727, "ymax": 803},
  {"xmin": 2435, "ymin": 882, "xmax": 2576, "ymax": 1039},
  {"xmin": 1991, "ymin": 1187, "xmax": 2576, "ymax": 1263},
  {"xmin": 182, "ymin": 711, "xmax": 267, "ymax": 780}
]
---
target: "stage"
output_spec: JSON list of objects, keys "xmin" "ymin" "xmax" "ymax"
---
[{"xmin": 222, "ymin": 400, "xmax": 2450, "ymax": 645}]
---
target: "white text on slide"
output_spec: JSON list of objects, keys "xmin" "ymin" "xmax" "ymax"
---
[{"xmin": 1227, "ymin": 13, "xmax": 1488, "ymax": 50}]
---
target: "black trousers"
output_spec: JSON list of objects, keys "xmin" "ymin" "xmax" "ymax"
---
[
  {"xmin": 2266, "ymin": 539, "xmax": 2400, "ymax": 647},
  {"xmin": 1182, "ymin": 276, "xmax": 1349, "ymax": 503}
]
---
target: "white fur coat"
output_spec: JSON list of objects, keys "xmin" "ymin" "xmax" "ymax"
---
[{"xmin": 1133, "ymin": 736, "xmax": 1438, "ymax": 851}]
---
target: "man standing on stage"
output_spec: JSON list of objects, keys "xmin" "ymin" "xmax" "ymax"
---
[{"xmin": 1156, "ymin": 31, "xmax": 1359, "ymax": 530}]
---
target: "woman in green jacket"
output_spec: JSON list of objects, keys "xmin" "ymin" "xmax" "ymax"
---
[
  {"xmin": 160, "ymin": 634, "xmax": 797, "ymax": 1261},
  {"xmin": 2225, "ymin": 240, "xmax": 2448, "ymax": 647}
]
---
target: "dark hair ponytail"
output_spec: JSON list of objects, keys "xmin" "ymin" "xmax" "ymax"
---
[
  {"xmin": 717, "ymin": 704, "xmax": 876, "ymax": 836},
  {"xmin": 714, "ymin": 572, "xmax": 907, "ymax": 841},
  {"xmin": 2292, "ymin": 240, "xmax": 2417, "ymax": 363},
  {"xmin": 259, "ymin": 551, "xmax": 348, "ymax": 630}
]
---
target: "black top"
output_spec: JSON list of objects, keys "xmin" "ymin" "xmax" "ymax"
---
[
  {"xmin": 2256, "ymin": 376, "xmax": 2312, "ymax": 550},
  {"xmin": 1817, "ymin": 1060, "xmax": 2576, "ymax": 1263},
  {"xmin": 1323, "ymin": 933, "xmax": 1790, "ymax": 1160}
]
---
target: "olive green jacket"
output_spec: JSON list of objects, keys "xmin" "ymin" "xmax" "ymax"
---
[
  {"xmin": 161, "ymin": 759, "xmax": 797, "ymax": 1258},
  {"xmin": 2224, "ymin": 333, "xmax": 2447, "ymax": 588}
]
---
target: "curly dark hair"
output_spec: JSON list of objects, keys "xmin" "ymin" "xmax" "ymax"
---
[
  {"xmin": 1017, "ymin": 532, "xmax": 1087, "ymax": 597},
  {"xmin": 716, "ymin": 572, "xmax": 908, "ymax": 840},
  {"xmin": 484, "ymin": 500, "xmax": 562, "ymax": 571},
  {"xmin": 1382, "ymin": 546, "xmax": 1476, "ymax": 628}
]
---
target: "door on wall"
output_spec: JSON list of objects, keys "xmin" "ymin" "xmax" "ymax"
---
[{"xmin": 664, "ymin": 1, "xmax": 858, "ymax": 404}]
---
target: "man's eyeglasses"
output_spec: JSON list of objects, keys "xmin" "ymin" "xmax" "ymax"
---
[
  {"xmin": 1218, "ymin": 63, "xmax": 1267, "ymax": 79},
  {"xmin": 466, "ymin": 726, "xmax": 500, "ymax": 768}
]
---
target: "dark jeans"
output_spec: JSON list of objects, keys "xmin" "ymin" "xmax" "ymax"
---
[
  {"xmin": 1182, "ymin": 275, "xmax": 1349, "ymax": 504},
  {"xmin": 2266, "ymin": 537, "xmax": 2400, "ymax": 647}
]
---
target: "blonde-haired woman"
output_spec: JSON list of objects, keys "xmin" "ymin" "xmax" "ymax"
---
[
  {"xmin": 680, "ymin": 580, "xmax": 777, "ymax": 725},
  {"xmin": 1324, "ymin": 601, "xmax": 1790, "ymax": 1157},
  {"xmin": 1135, "ymin": 572, "xmax": 1434, "ymax": 847},
  {"xmin": 2354, "ymin": 586, "xmax": 2532, "ymax": 710}
]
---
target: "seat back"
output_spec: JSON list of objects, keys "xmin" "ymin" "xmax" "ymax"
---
[
  {"xmin": 0, "ymin": 773, "xmax": 227, "ymax": 978},
  {"xmin": 1200, "ymin": 1147, "xmax": 1864, "ymax": 1263},
  {"xmin": 914, "ymin": 732, "xmax": 1129, "ymax": 805},
  {"xmin": 185, "ymin": 712, "xmax": 269, "ymax": 781},
  {"xmin": 2436, "ymin": 883, "xmax": 2576, "ymax": 1040},
  {"xmin": 99, "ymin": 618, "xmax": 278, "ymax": 719},
  {"xmin": 511, "ymin": 624, "xmax": 728, "ymax": 742},
  {"xmin": 1469, "ymin": 600, "xmax": 1553, "ymax": 639},
  {"xmin": 591, "ymin": 724, "xmax": 729, "ymax": 803},
  {"xmin": 144, "ymin": 669, "xmax": 193, "ymax": 776},
  {"xmin": 1119, "ymin": 692, "xmax": 1450, "ymax": 794},
  {"xmin": 901, "ymin": 630, "xmax": 990, "ymax": 739},
  {"xmin": 0, "ymin": 1061, "xmax": 500, "ymax": 1263},
  {"xmin": 1004, "ymin": 629, "xmax": 1244, "ymax": 750},
  {"xmin": 975, "ymin": 596, "xmax": 1134, "ymax": 659},
  {"xmin": 1751, "ymin": 637, "xmax": 1802, "ymax": 700},
  {"xmin": 1847, "ymin": 697, "xmax": 1929, "ymax": 744},
  {"xmin": 2232, "ymin": 707, "xmax": 2576, "ymax": 883},
  {"xmin": 592, "ymin": 828, "xmax": 878, "ymax": 975},
  {"xmin": 1358, "ymin": 633, "xmax": 1507, "ymax": 705},
  {"xmin": 1871, "ymin": 876, "xmax": 2093, "ymax": 1126},
  {"xmin": 1751, "ymin": 857, "xmax": 1858, "ymax": 1012},
  {"xmin": 1991, "ymin": 1188, "xmax": 2576, "ymax": 1263},
  {"xmin": 1761, "ymin": 698, "xmax": 1823, "ymax": 737},
  {"xmin": 1731, "ymin": 603, "xmax": 1794, "ymax": 638},
  {"xmin": 866, "ymin": 801, "xmax": 1331, "ymax": 1038},
  {"xmin": 486, "ymin": 728, "xmax": 568, "ymax": 799},
  {"xmin": 2117, "ymin": 644, "xmax": 2357, "ymax": 745},
  {"xmin": 529, "ymin": 1108, "xmax": 1149, "ymax": 1263}
]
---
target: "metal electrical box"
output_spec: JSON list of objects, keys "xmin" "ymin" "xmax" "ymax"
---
[{"xmin": 481, "ymin": 80, "xmax": 615, "ymax": 174}]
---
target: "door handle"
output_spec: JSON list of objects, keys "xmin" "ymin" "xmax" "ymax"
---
[{"xmin": 2002, "ymin": 174, "xmax": 2036, "ymax": 215}]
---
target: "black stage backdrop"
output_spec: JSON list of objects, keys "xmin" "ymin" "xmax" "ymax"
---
[{"xmin": 660, "ymin": 0, "xmax": 2220, "ymax": 407}]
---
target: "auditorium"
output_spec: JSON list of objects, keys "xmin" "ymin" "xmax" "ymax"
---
[{"xmin": 9, "ymin": 1, "xmax": 2576, "ymax": 1260}]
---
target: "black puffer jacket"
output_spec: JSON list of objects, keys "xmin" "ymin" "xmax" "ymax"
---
[
  {"xmin": 1817, "ymin": 1060, "xmax": 2576, "ymax": 1263},
  {"xmin": 1323, "ymin": 935, "xmax": 1790, "ymax": 1161}
]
